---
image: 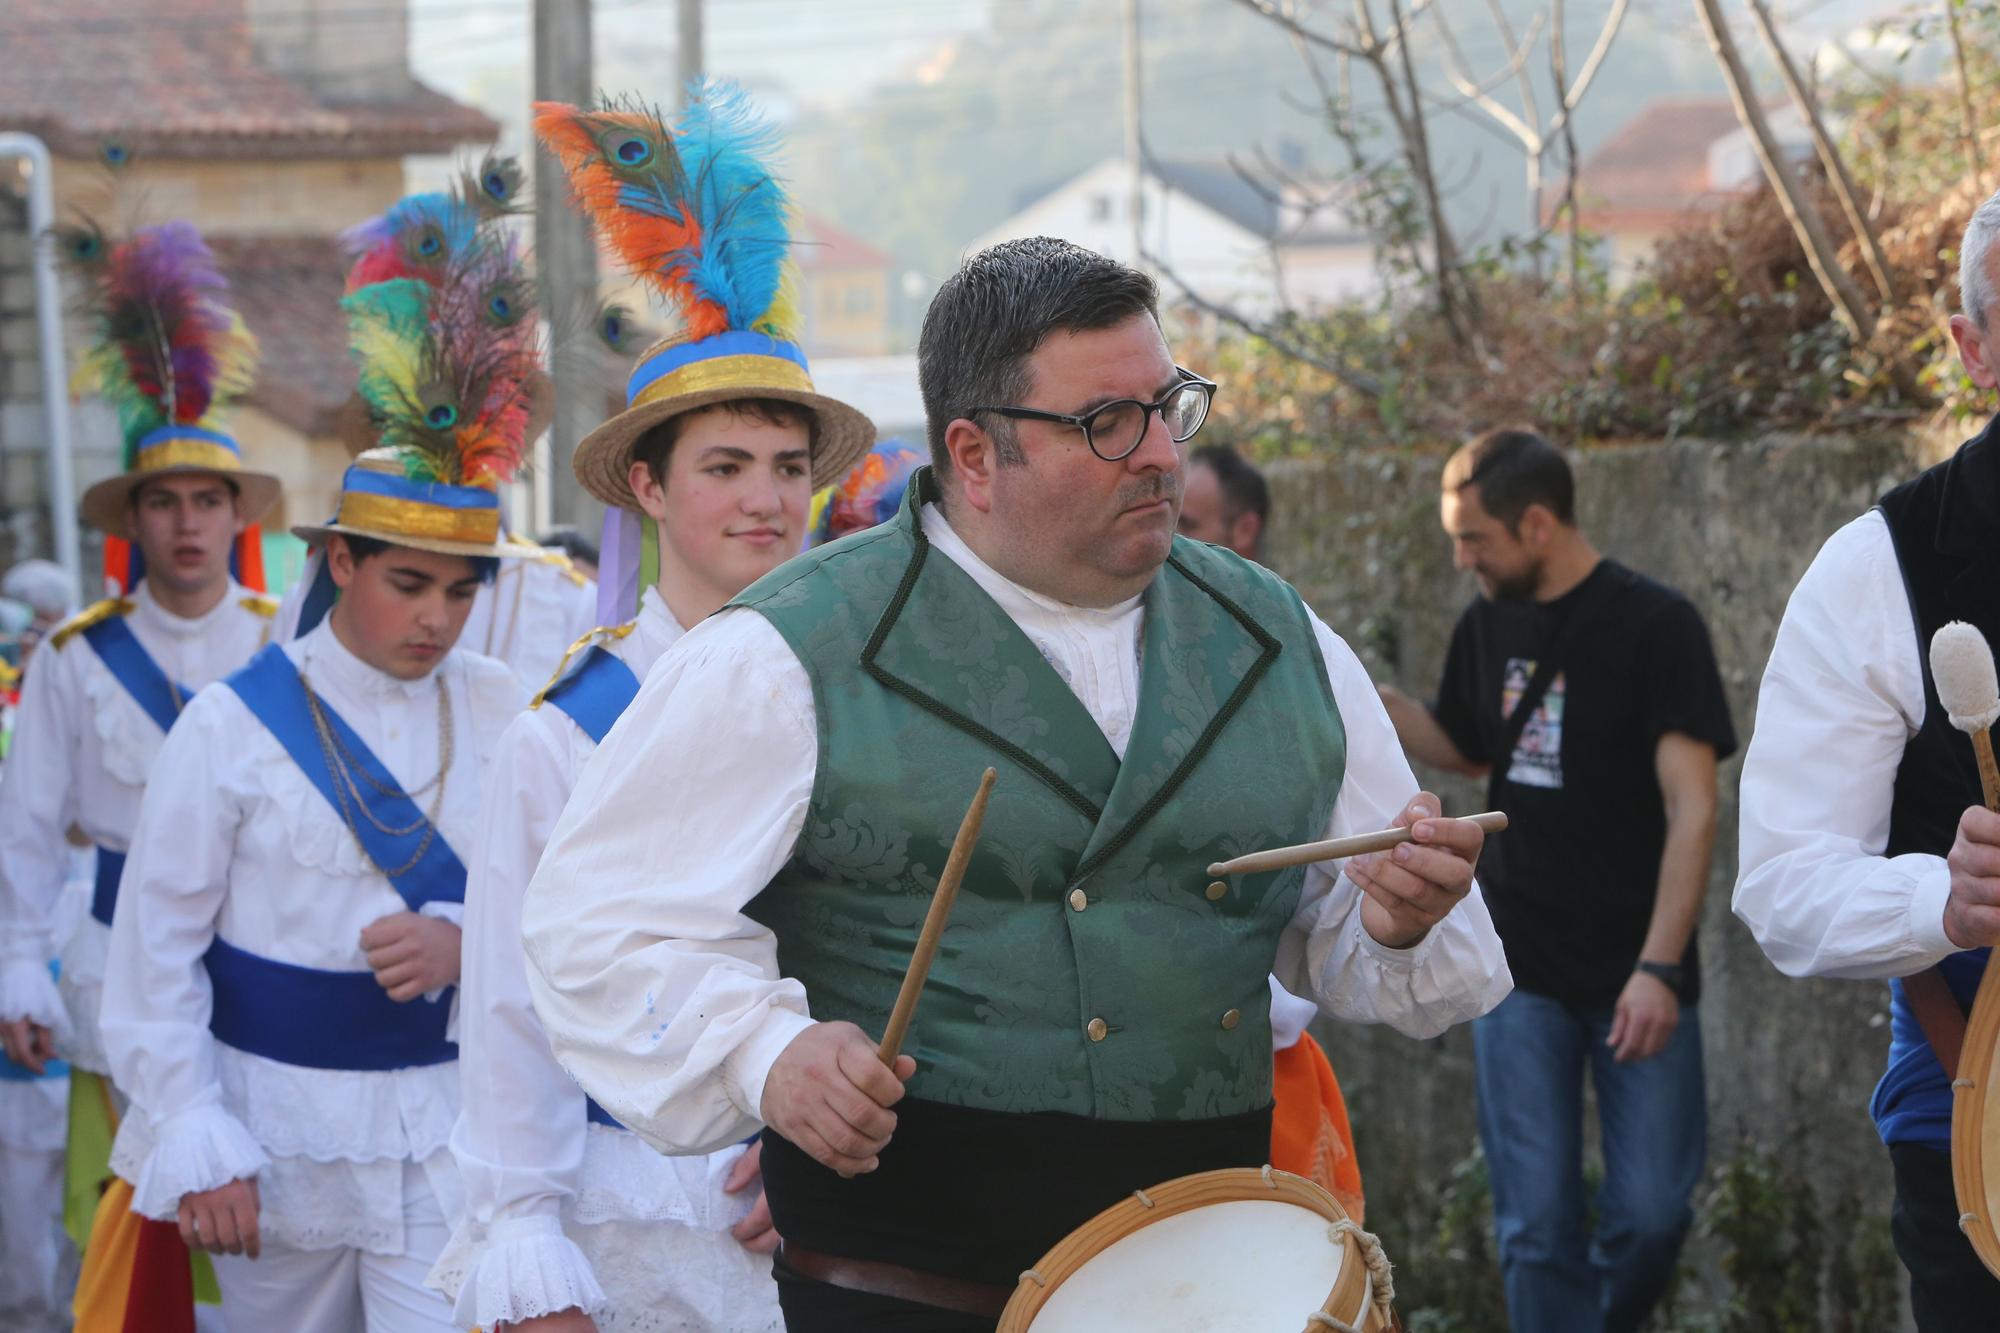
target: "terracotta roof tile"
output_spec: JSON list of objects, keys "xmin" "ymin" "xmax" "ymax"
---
[
  {"xmin": 794, "ymin": 212, "xmax": 893, "ymax": 271},
  {"xmin": 1554, "ymin": 96, "xmax": 1749, "ymax": 229},
  {"xmin": 0, "ymin": 0, "xmax": 495, "ymax": 160}
]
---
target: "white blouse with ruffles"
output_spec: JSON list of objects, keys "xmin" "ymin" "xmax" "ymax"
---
[{"xmin": 100, "ymin": 623, "xmax": 522, "ymax": 1254}]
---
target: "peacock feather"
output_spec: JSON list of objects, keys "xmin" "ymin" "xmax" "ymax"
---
[
  {"xmin": 532, "ymin": 81, "xmax": 798, "ymax": 343},
  {"xmin": 63, "ymin": 220, "xmax": 259, "ymax": 465}
]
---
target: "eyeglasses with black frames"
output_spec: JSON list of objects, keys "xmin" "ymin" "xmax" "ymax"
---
[{"xmin": 966, "ymin": 367, "xmax": 1218, "ymax": 462}]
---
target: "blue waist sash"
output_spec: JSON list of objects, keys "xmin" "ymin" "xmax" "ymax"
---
[
  {"xmin": 224, "ymin": 645, "xmax": 464, "ymax": 910},
  {"xmin": 82, "ymin": 614, "xmax": 190, "ymax": 736},
  {"xmin": 203, "ymin": 936, "xmax": 455, "ymax": 1072},
  {"xmin": 546, "ymin": 646, "xmax": 641, "ymax": 745},
  {"xmin": 90, "ymin": 848, "xmax": 125, "ymax": 927},
  {"xmin": 585, "ymin": 1097, "xmax": 626, "ymax": 1129},
  {"xmin": 1873, "ymin": 948, "xmax": 1989, "ymax": 1150}
]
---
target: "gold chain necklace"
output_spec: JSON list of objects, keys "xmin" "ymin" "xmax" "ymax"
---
[{"xmin": 299, "ymin": 670, "xmax": 453, "ymax": 880}]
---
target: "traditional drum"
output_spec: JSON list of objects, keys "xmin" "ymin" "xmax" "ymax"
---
[
  {"xmin": 997, "ymin": 1166, "xmax": 1396, "ymax": 1333},
  {"xmin": 1954, "ymin": 968, "xmax": 2000, "ymax": 1279}
]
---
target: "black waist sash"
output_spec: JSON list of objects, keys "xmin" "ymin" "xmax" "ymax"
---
[{"xmin": 759, "ymin": 1096, "xmax": 1272, "ymax": 1286}]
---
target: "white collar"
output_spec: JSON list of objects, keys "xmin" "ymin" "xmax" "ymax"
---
[
  {"xmin": 298, "ymin": 620, "xmax": 438, "ymax": 702},
  {"xmin": 920, "ymin": 503, "xmax": 1145, "ymax": 625},
  {"xmin": 131, "ymin": 579, "xmax": 245, "ymax": 639}
]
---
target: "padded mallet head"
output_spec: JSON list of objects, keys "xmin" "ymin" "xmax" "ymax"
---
[{"xmin": 1931, "ymin": 620, "xmax": 2000, "ymax": 734}]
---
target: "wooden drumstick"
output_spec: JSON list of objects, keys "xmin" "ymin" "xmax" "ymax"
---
[
  {"xmin": 1207, "ymin": 811, "xmax": 1509, "ymax": 879},
  {"xmin": 878, "ymin": 768, "xmax": 997, "ymax": 1066},
  {"xmin": 1932, "ymin": 622, "xmax": 2000, "ymax": 813}
]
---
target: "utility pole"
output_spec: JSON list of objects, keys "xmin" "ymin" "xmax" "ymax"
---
[
  {"xmin": 533, "ymin": 0, "xmax": 599, "ymax": 533},
  {"xmin": 678, "ymin": 0, "xmax": 704, "ymax": 100},
  {"xmin": 1121, "ymin": 0, "xmax": 1144, "ymax": 268}
]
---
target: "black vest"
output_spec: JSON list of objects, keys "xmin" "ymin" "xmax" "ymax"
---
[
  {"xmin": 1878, "ymin": 417, "xmax": 2000, "ymax": 861},
  {"xmin": 1870, "ymin": 417, "xmax": 1998, "ymax": 1147}
]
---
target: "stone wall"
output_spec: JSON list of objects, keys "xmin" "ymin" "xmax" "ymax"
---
[{"xmin": 1263, "ymin": 429, "xmax": 1960, "ymax": 1327}]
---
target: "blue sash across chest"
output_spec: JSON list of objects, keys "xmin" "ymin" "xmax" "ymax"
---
[
  {"xmin": 81, "ymin": 617, "xmax": 192, "ymax": 926},
  {"xmin": 546, "ymin": 645, "xmax": 641, "ymax": 1127},
  {"xmin": 203, "ymin": 645, "xmax": 466, "ymax": 1071}
]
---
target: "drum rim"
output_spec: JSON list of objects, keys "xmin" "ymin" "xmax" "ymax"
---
[
  {"xmin": 995, "ymin": 1165, "xmax": 1372, "ymax": 1332},
  {"xmin": 1953, "ymin": 966, "xmax": 2000, "ymax": 1280}
]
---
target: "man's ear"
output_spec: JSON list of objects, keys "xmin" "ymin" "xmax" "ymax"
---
[
  {"xmin": 325, "ymin": 536, "xmax": 357, "ymax": 590},
  {"xmin": 944, "ymin": 418, "xmax": 999, "ymax": 515},
  {"xmin": 1951, "ymin": 313, "xmax": 2000, "ymax": 391},
  {"xmin": 629, "ymin": 458, "xmax": 670, "ymax": 523},
  {"xmin": 1231, "ymin": 510, "xmax": 1263, "ymax": 558},
  {"xmin": 1516, "ymin": 503, "xmax": 1559, "ymax": 551}
]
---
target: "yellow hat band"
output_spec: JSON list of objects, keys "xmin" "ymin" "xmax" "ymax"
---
[
  {"xmin": 628, "ymin": 353, "xmax": 816, "ymax": 414},
  {"xmin": 336, "ymin": 492, "xmax": 500, "ymax": 545},
  {"xmin": 133, "ymin": 437, "xmax": 244, "ymax": 476}
]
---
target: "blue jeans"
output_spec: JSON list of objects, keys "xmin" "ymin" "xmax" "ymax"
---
[{"xmin": 1473, "ymin": 987, "xmax": 1706, "ymax": 1333}]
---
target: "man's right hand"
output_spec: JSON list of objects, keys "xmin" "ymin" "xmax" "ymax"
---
[
  {"xmin": 177, "ymin": 1177, "xmax": 261, "ymax": 1258},
  {"xmin": 1945, "ymin": 804, "xmax": 2000, "ymax": 950},
  {"xmin": 759, "ymin": 1021, "xmax": 914, "ymax": 1177},
  {"xmin": 0, "ymin": 1018, "xmax": 56, "ymax": 1075}
]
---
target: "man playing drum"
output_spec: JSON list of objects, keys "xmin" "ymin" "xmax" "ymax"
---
[
  {"xmin": 1734, "ymin": 185, "xmax": 2000, "ymax": 1327},
  {"xmin": 522, "ymin": 237, "xmax": 1513, "ymax": 1331}
]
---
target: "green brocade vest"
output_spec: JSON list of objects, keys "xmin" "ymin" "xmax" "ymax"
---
[{"xmin": 733, "ymin": 469, "xmax": 1347, "ymax": 1123}]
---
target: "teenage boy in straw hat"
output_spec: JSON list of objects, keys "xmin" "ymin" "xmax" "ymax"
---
[
  {"xmin": 0, "ymin": 224, "xmax": 282, "ymax": 1258},
  {"xmin": 427, "ymin": 86, "xmax": 875, "ymax": 1333},
  {"xmin": 97, "ymin": 216, "xmax": 541, "ymax": 1333}
]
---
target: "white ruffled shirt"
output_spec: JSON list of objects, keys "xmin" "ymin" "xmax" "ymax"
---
[
  {"xmin": 0, "ymin": 582, "xmax": 273, "ymax": 1074},
  {"xmin": 1734, "ymin": 510, "xmax": 1959, "ymax": 977},
  {"xmin": 436, "ymin": 588, "xmax": 756, "ymax": 1328},
  {"xmin": 522, "ymin": 506, "xmax": 1513, "ymax": 1158},
  {"xmin": 99, "ymin": 623, "xmax": 523, "ymax": 1254}
]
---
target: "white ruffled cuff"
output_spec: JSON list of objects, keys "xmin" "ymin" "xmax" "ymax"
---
[
  {"xmin": 0, "ymin": 955, "xmax": 69, "ymax": 1040},
  {"xmin": 130, "ymin": 1101, "xmax": 270, "ymax": 1220},
  {"xmin": 451, "ymin": 1214, "xmax": 608, "ymax": 1329}
]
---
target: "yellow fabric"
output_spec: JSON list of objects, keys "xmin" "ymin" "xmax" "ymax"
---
[
  {"xmin": 50, "ymin": 601, "xmax": 133, "ymax": 653},
  {"xmin": 71, "ymin": 1176, "xmax": 139, "ymax": 1332},
  {"xmin": 132, "ymin": 438, "xmax": 244, "ymax": 476},
  {"xmin": 628, "ymin": 353, "xmax": 814, "ymax": 411},
  {"xmin": 239, "ymin": 595, "xmax": 279, "ymax": 619},
  {"xmin": 336, "ymin": 492, "xmax": 500, "ymax": 545}
]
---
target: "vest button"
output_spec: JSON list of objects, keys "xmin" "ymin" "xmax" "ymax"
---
[
  {"xmin": 1205, "ymin": 880, "xmax": 1227, "ymax": 901},
  {"xmin": 1068, "ymin": 888, "xmax": 1088, "ymax": 912},
  {"xmin": 1220, "ymin": 1008, "xmax": 1241, "ymax": 1030},
  {"xmin": 1086, "ymin": 1017, "xmax": 1108, "ymax": 1042}
]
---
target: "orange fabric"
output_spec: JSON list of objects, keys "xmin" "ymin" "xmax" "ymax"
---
[
  {"xmin": 71, "ymin": 1177, "xmax": 140, "ymax": 1332},
  {"xmin": 1270, "ymin": 1032, "xmax": 1366, "ymax": 1223}
]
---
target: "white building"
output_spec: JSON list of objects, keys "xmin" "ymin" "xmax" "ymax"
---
[{"xmin": 968, "ymin": 155, "xmax": 1377, "ymax": 319}]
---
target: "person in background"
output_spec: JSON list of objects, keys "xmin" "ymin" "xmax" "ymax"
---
[{"xmin": 1176, "ymin": 443, "xmax": 1269, "ymax": 560}]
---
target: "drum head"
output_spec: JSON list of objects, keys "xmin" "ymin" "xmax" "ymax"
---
[
  {"xmin": 1000, "ymin": 1167, "xmax": 1377, "ymax": 1333},
  {"xmin": 1954, "ymin": 965, "xmax": 2000, "ymax": 1280}
]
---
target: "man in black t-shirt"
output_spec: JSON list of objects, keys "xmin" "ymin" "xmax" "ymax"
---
[{"xmin": 1379, "ymin": 427, "xmax": 1736, "ymax": 1333}]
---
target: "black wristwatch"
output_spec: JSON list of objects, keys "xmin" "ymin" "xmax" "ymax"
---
[{"xmin": 1635, "ymin": 960, "xmax": 1687, "ymax": 999}]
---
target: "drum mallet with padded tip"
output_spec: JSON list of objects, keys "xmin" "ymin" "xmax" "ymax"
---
[{"xmin": 1931, "ymin": 621, "xmax": 2000, "ymax": 812}]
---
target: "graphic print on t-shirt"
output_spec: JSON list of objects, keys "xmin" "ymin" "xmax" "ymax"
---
[{"xmin": 1500, "ymin": 657, "xmax": 1565, "ymax": 789}]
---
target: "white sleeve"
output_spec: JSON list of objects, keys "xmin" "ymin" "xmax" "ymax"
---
[
  {"xmin": 1733, "ymin": 512, "xmax": 1952, "ymax": 979},
  {"xmin": 447, "ymin": 707, "xmax": 606, "ymax": 1326},
  {"xmin": 523, "ymin": 609, "xmax": 817, "ymax": 1157},
  {"xmin": 99, "ymin": 691, "xmax": 268, "ymax": 1219},
  {"xmin": 1276, "ymin": 612, "xmax": 1513, "ymax": 1039},
  {"xmin": 0, "ymin": 645, "xmax": 81, "ymax": 1032}
]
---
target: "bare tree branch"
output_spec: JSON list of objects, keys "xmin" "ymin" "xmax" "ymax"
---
[
  {"xmin": 1144, "ymin": 249, "xmax": 1385, "ymax": 398},
  {"xmin": 1743, "ymin": 0, "xmax": 1897, "ymax": 305},
  {"xmin": 1944, "ymin": 0, "xmax": 1988, "ymax": 181},
  {"xmin": 1549, "ymin": 0, "xmax": 1627, "ymax": 130},
  {"xmin": 1550, "ymin": 0, "xmax": 1585, "ymax": 297},
  {"xmin": 1693, "ymin": 0, "xmax": 1876, "ymax": 341}
]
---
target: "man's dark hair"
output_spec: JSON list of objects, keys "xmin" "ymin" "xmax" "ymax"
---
[
  {"xmin": 632, "ymin": 397, "xmax": 818, "ymax": 489},
  {"xmin": 336, "ymin": 533, "xmax": 498, "ymax": 585},
  {"xmin": 1441, "ymin": 427, "xmax": 1575, "ymax": 530},
  {"xmin": 537, "ymin": 525, "xmax": 600, "ymax": 568},
  {"xmin": 918, "ymin": 237, "xmax": 1160, "ymax": 485},
  {"xmin": 1190, "ymin": 445, "xmax": 1269, "ymax": 528}
]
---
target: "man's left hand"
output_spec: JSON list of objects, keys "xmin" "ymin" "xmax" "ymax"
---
[
  {"xmin": 1348, "ymin": 793, "xmax": 1482, "ymax": 950},
  {"xmin": 1608, "ymin": 970, "xmax": 1679, "ymax": 1063},
  {"xmin": 360, "ymin": 912, "xmax": 462, "ymax": 1002},
  {"xmin": 724, "ymin": 1138, "xmax": 779, "ymax": 1254}
]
